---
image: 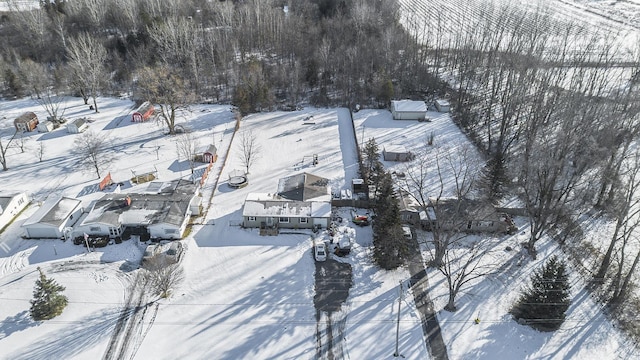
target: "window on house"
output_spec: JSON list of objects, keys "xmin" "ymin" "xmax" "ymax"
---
[
  {"xmin": 89, "ymin": 226, "xmax": 100, "ymax": 232},
  {"xmin": 279, "ymin": 217, "xmax": 290, "ymax": 223},
  {"xmin": 299, "ymin": 218, "xmax": 308, "ymax": 224},
  {"xmin": 248, "ymin": 216, "xmax": 256, "ymax": 222},
  {"xmin": 165, "ymin": 229, "xmax": 177, "ymax": 234}
]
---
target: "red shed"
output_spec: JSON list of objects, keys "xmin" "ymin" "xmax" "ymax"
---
[
  {"xmin": 14, "ymin": 112, "xmax": 39, "ymax": 132},
  {"xmin": 132, "ymin": 101, "xmax": 155, "ymax": 122}
]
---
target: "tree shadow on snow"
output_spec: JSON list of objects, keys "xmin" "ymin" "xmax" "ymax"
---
[
  {"xmin": 0, "ymin": 311, "xmax": 36, "ymax": 340},
  {"xmin": 7, "ymin": 307, "xmax": 122, "ymax": 360}
]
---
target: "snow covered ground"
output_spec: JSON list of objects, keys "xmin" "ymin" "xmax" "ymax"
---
[
  {"xmin": 0, "ymin": 96, "xmax": 636, "ymax": 359},
  {"xmin": 0, "ymin": 99, "xmax": 426, "ymax": 359}
]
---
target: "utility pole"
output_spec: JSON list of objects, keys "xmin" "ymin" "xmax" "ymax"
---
[{"xmin": 394, "ymin": 280, "xmax": 402, "ymax": 357}]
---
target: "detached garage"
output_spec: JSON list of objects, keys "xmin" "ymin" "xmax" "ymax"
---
[
  {"xmin": 22, "ymin": 196, "xmax": 83, "ymax": 239},
  {"xmin": 390, "ymin": 100, "xmax": 427, "ymax": 121}
]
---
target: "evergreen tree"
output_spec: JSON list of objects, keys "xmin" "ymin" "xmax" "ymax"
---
[
  {"xmin": 362, "ymin": 138, "xmax": 381, "ymax": 184},
  {"xmin": 372, "ymin": 172, "xmax": 410, "ymax": 270},
  {"xmin": 30, "ymin": 267, "xmax": 68, "ymax": 321},
  {"xmin": 511, "ymin": 256, "xmax": 571, "ymax": 331}
]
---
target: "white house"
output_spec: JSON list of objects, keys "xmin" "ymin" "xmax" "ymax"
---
[
  {"xmin": 67, "ymin": 118, "xmax": 89, "ymax": 134},
  {"xmin": 390, "ymin": 100, "xmax": 427, "ymax": 120},
  {"xmin": 435, "ymin": 99, "xmax": 451, "ymax": 112},
  {"xmin": 0, "ymin": 192, "xmax": 30, "ymax": 231},
  {"xmin": 22, "ymin": 196, "xmax": 83, "ymax": 239}
]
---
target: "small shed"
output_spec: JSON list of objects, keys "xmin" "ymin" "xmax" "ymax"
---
[
  {"xmin": 202, "ymin": 144, "xmax": 218, "ymax": 163},
  {"xmin": 67, "ymin": 118, "xmax": 88, "ymax": 134},
  {"xmin": 14, "ymin": 112, "xmax": 39, "ymax": 132},
  {"xmin": 390, "ymin": 100, "xmax": 426, "ymax": 121},
  {"xmin": 435, "ymin": 99, "xmax": 451, "ymax": 113},
  {"xmin": 37, "ymin": 121, "xmax": 55, "ymax": 133},
  {"xmin": 383, "ymin": 145, "xmax": 413, "ymax": 162},
  {"xmin": 352, "ymin": 178, "xmax": 366, "ymax": 194},
  {"xmin": 0, "ymin": 192, "xmax": 30, "ymax": 231},
  {"xmin": 132, "ymin": 101, "xmax": 155, "ymax": 122}
]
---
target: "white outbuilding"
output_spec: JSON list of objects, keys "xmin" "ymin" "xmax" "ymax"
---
[
  {"xmin": 435, "ymin": 99, "xmax": 451, "ymax": 112},
  {"xmin": 22, "ymin": 196, "xmax": 83, "ymax": 239},
  {"xmin": 390, "ymin": 100, "xmax": 427, "ymax": 121},
  {"xmin": 67, "ymin": 118, "xmax": 89, "ymax": 134}
]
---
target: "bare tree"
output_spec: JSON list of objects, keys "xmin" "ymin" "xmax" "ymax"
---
[
  {"xmin": 67, "ymin": 33, "xmax": 107, "ymax": 113},
  {"xmin": 175, "ymin": 130, "xmax": 199, "ymax": 174},
  {"xmin": 73, "ymin": 131, "xmax": 114, "ymax": 179},
  {"xmin": 237, "ymin": 129, "xmax": 261, "ymax": 174},
  {"xmin": 439, "ymin": 242, "xmax": 495, "ymax": 311},
  {"xmin": 136, "ymin": 65, "xmax": 194, "ymax": 135},
  {"xmin": 36, "ymin": 142, "xmax": 46, "ymax": 162},
  {"xmin": 144, "ymin": 256, "xmax": 185, "ymax": 299},
  {"xmin": 0, "ymin": 131, "xmax": 18, "ymax": 171},
  {"xmin": 13, "ymin": 132, "xmax": 28, "ymax": 153}
]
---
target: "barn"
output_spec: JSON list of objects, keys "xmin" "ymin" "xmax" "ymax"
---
[
  {"xmin": 22, "ymin": 196, "xmax": 83, "ymax": 239},
  {"xmin": 383, "ymin": 145, "xmax": 413, "ymax": 162},
  {"xmin": 390, "ymin": 100, "xmax": 427, "ymax": 121},
  {"xmin": 14, "ymin": 112, "xmax": 39, "ymax": 132},
  {"xmin": 132, "ymin": 101, "xmax": 155, "ymax": 122}
]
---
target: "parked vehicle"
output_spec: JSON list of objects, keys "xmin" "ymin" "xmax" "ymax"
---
[
  {"xmin": 314, "ymin": 242, "xmax": 327, "ymax": 262},
  {"xmin": 141, "ymin": 244, "xmax": 158, "ymax": 268},
  {"xmin": 402, "ymin": 225, "xmax": 413, "ymax": 240},
  {"xmin": 352, "ymin": 215, "xmax": 369, "ymax": 226},
  {"xmin": 166, "ymin": 242, "xmax": 184, "ymax": 263}
]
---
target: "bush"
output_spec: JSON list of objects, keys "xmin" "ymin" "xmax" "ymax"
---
[{"xmin": 511, "ymin": 256, "xmax": 571, "ymax": 331}]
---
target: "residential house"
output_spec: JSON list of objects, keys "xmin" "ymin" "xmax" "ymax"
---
[
  {"xmin": 22, "ymin": 196, "xmax": 83, "ymax": 239},
  {"xmin": 397, "ymin": 189, "xmax": 428, "ymax": 226},
  {"xmin": 0, "ymin": 192, "xmax": 30, "ymax": 231},
  {"xmin": 424, "ymin": 198, "xmax": 517, "ymax": 234},
  {"xmin": 242, "ymin": 173, "xmax": 332, "ymax": 232},
  {"xmin": 390, "ymin": 100, "xmax": 427, "ymax": 120},
  {"xmin": 76, "ymin": 179, "xmax": 198, "ymax": 240},
  {"xmin": 14, "ymin": 112, "xmax": 39, "ymax": 132}
]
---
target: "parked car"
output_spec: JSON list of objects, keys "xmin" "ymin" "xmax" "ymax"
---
[
  {"xmin": 166, "ymin": 241, "xmax": 184, "ymax": 263},
  {"xmin": 141, "ymin": 244, "xmax": 158, "ymax": 268},
  {"xmin": 314, "ymin": 242, "xmax": 327, "ymax": 262}
]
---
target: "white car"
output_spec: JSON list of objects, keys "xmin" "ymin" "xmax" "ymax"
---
[
  {"xmin": 314, "ymin": 242, "xmax": 327, "ymax": 262},
  {"xmin": 402, "ymin": 225, "xmax": 413, "ymax": 240}
]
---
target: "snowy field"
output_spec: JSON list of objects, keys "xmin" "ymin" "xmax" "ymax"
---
[
  {"xmin": 0, "ymin": 98, "xmax": 427, "ymax": 359},
  {"xmin": 0, "ymin": 95, "xmax": 632, "ymax": 359}
]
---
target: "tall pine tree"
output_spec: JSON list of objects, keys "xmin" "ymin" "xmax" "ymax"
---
[
  {"xmin": 372, "ymin": 171, "xmax": 410, "ymax": 270},
  {"xmin": 511, "ymin": 256, "xmax": 571, "ymax": 331},
  {"xmin": 30, "ymin": 267, "xmax": 68, "ymax": 321}
]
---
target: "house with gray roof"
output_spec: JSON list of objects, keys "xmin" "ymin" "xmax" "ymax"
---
[
  {"xmin": 22, "ymin": 196, "xmax": 83, "ymax": 239},
  {"xmin": 243, "ymin": 173, "xmax": 332, "ymax": 233},
  {"xmin": 76, "ymin": 179, "xmax": 199, "ymax": 240}
]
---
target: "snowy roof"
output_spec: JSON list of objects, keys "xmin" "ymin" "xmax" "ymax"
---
[
  {"xmin": 435, "ymin": 99, "xmax": 450, "ymax": 107},
  {"xmin": 0, "ymin": 193, "xmax": 24, "ymax": 214},
  {"xmin": 242, "ymin": 193, "xmax": 330, "ymax": 218},
  {"xmin": 391, "ymin": 100, "xmax": 427, "ymax": 113},
  {"xmin": 22, "ymin": 196, "xmax": 81, "ymax": 227},
  {"xmin": 383, "ymin": 144, "xmax": 409, "ymax": 153},
  {"xmin": 277, "ymin": 172, "xmax": 330, "ymax": 202},
  {"xmin": 428, "ymin": 197, "xmax": 499, "ymax": 221},
  {"xmin": 203, "ymin": 144, "xmax": 217, "ymax": 155},
  {"xmin": 82, "ymin": 179, "xmax": 197, "ymax": 227}
]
